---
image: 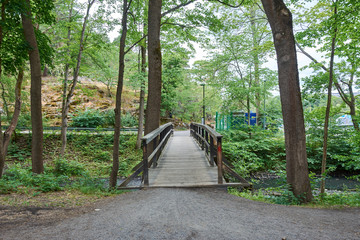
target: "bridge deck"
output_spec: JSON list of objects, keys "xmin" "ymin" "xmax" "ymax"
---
[{"xmin": 148, "ymin": 131, "xmax": 218, "ymax": 187}]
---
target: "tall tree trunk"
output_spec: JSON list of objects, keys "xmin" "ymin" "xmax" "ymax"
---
[
  {"xmin": 0, "ymin": 69, "xmax": 24, "ymax": 178},
  {"xmin": 60, "ymin": 0, "xmax": 94, "ymax": 155},
  {"xmin": 250, "ymin": 5, "xmax": 261, "ymax": 126},
  {"xmin": 110, "ymin": 0, "xmax": 129, "ymax": 188},
  {"xmin": 145, "ymin": 0, "xmax": 162, "ymax": 135},
  {"xmin": 261, "ymin": 0, "xmax": 312, "ymax": 202},
  {"xmin": 21, "ymin": 0, "xmax": 44, "ymax": 174},
  {"xmin": 60, "ymin": 0, "xmax": 74, "ymax": 156},
  {"xmin": 136, "ymin": 44, "xmax": 146, "ymax": 149},
  {"xmin": 320, "ymin": 4, "xmax": 337, "ymax": 195}
]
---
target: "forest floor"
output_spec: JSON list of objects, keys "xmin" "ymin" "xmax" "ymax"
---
[{"xmin": 1, "ymin": 188, "xmax": 360, "ymax": 240}]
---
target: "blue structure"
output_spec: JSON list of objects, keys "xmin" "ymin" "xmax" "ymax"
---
[{"xmin": 216, "ymin": 111, "xmax": 257, "ymax": 131}]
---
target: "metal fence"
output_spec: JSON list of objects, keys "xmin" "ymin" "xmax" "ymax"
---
[{"xmin": 215, "ymin": 111, "xmax": 257, "ymax": 131}]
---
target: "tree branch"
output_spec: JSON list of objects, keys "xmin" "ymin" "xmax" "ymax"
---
[
  {"xmin": 161, "ymin": 0, "xmax": 198, "ymax": 17},
  {"xmin": 295, "ymin": 41, "xmax": 329, "ymax": 72},
  {"xmin": 209, "ymin": 0, "xmax": 245, "ymax": 8}
]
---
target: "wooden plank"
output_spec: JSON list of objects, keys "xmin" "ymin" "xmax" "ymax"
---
[{"xmin": 147, "ymin": 131, "xmax": 220, "ymax": 187}]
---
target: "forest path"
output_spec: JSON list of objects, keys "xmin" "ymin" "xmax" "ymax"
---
[{"xmin": 1, "ymin": 188, "xmax": 359, "ymax": 240}]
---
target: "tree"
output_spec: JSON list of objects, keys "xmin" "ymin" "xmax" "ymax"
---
[
  {"xmin": 110, "ymin": 0, "xmax": 131, "ymax": 188},
  {"xmin": 145, "ymin": 0, "xmax": 162, "ymax": 134},
  {"xmin": 320, "ymin": 2, "xmax": 338, "ymax": 195},
  {"xmin": 136, "ymin": 43, "xmax": 146, "ymax": 149},
  {"xmin": 60, "ymin": 0, "xmax": 96, "ymax": 155},
  {"xmin": 21, "ymin": 0, "xmax": 45, "ymax": 174},
  {"xmin": 295, "ymin": 0, "xmax": 360, "ymax": 131},
  {"xmin": 261, "ymin": 0, "xmax": 313, "ymax": 202},
  {"xmin": 0, "ymin": 68, "xmax": 23, "ymax": 178},
  {"xmin": 0, "ymin": 0, "xmax": 53, "ymax": 176}
]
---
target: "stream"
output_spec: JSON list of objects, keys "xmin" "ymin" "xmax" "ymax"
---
[{"xmin": 250, "ymin": 173, "xmax": 360, "ymax": 191}]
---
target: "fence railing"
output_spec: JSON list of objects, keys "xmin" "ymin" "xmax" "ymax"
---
[
  {"xmin": 190, "ymin": 122, "xmax": 251, "ymax": 188},
  {"xmin": 190, "ymin": 122, "xmax": 223, "ymax": 184},
  {"xmin": 141, "ymin": 123, "xmax": 174, "ymax": 186},
  {"xmin": 118, "ymin": 122, "xmax": 173, "ymax": 188}
]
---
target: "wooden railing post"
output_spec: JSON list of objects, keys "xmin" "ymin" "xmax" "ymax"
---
[
  {"xmin": 142, "ymin": 139, "xmax": 149, "ymax": 186},
  {"xmin": 217, "ymin": 136, "xmax": 223, "ymax": 184},
  {"xmin": 209, "ymin": 135, "xmax": 215, "ymax": 166},
  {"xmin": 205, "ymin": 131, "xmax": 209, "ymax": 157},
  {"xmin": 201, "ymin": 127, "xmax": 205, "ymax": 150}
]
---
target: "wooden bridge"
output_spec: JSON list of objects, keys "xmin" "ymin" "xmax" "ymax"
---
[{"xmin": 119, "ymin": 123, "xmax": 250, "ymax": 189}]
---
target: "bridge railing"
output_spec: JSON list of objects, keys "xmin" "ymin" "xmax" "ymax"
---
[
  {"xmin": 190, "ymin": 123, "xmax": 251, "ymax": 188},
  {"xmin": 142, "ymin": 123, "xmax": 174, "ymax": 186},
  {"xmin": 118, "ymin": 122, "xmax": 173, "ymax": 188},
  {"xmin": 190, "ymin": 123, "xmax": 223, "ymax": 184}
]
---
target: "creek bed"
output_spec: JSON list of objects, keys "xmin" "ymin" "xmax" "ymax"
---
[{"xmin": 250, "ymin": 173, "xmax": 360, "ymax": 191}]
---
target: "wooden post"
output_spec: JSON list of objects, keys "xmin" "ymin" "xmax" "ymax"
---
[
  {"xmin": 142, "ymin": 139, "xmax": 149, "ymax": 186},
  {"xmin": 201, "ymin": 127, "xmax": 205, "ymax": 150},
  {"xmin": 205, "ymin": 131, "xmax": 209, "ymax": 157},
  {"xmin": 153, "ymin": 137, "xmax": 158, "ymax": 167},
  {"xmin": 209, "ymin": 136, "xmax": 215, "ymax": 166},
  {"xmin": 217, "ymin": 137, "xmax": 223, "ymax": 184}
]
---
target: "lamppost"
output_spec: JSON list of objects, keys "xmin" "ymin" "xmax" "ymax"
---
[
  {"xmin": 263, "ymin": 80, "xmax": 266, "ymax": 130},
  {"xmin": 200, "ymin": 83, "xmax": 205, "ymax": 124}
]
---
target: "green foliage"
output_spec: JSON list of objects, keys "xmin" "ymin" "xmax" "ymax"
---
[
  {"xmin": 16, "ymin": 112, "xmax": 32, "ymax": 128},
  {"xmin": 121, "ymin": 112, "xmax": 138, "ymax": 127},
  {"xmin": 70, "ymin": 109, "xmax": 138, "ymax": 128},
  {"xmin": 70, "ymin": 176, "xmax": 107, "ymax": 195},
  {"xmin": 7, "ymin": 142, "xmax": 31, "ymax": 161},
  {"xmin": 71, "ymin": 109, "xmax": 105, "ymax": 128},
  {"xmin": 313, "ymin": 191, "xmax": 360, "ymax": 207},
  {"xmin": 1, "ymin": 164, "xmax": 67, "ymax": 193},
  {"xmin": 221, "ymin": 128, "xmax": 286, "ymax": 176},
  {"xmin": 305, "ymin": 117, "xmax": 360, "ymax": 172},
  {"xmin": 53, "ymin": 158, "xmax": 87, "ymax": 177}
]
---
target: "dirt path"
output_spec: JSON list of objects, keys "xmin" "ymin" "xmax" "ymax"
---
[{"xmin": 1, "ymin": 188, "xmax": 359, "ymax": 240}]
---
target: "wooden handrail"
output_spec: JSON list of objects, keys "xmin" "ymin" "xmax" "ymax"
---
[
  {"xmin": 190, "ymin": 122, "xmax": 251, "ymax": 189},
  {"xmin": 142, "ymin": 122, "xmax": 173, "ymax": 144},
  {"xmin": 118, "ymin": 122, "xmax": 173, "ymax": 188},
  {"xmin": 190, "ymin": 123, "xmax": 223, "ymax": 184},
  {"xmin": 142, "ymin": 123, "xmax": 174, "ymax": 186}
]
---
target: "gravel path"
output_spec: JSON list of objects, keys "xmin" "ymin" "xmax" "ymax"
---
[{"xmin": 2, "ymin": 188, "xmax": 360, "ymax": 240}]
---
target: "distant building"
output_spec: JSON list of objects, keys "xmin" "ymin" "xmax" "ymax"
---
[{"xmin": 336, "ymin": 115, "xmax": 353, "ymax": 126}]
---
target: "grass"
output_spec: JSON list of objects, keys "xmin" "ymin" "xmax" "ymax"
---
[
  {"xmin": 229, "ymin": 187, "xmax": 360, "ymax": 208},
  {"xmin": 0, "ymin": 132, "xmax": 140, "ymax": 208}
]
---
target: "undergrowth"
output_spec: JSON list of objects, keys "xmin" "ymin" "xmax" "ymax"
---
[
  {"xmin": 0, "ymin": 132, "xmax": 141, "ymax": 199},
  {"xmin": 229, "ymin": 171, "xmax": 360, "ymax": 207}
]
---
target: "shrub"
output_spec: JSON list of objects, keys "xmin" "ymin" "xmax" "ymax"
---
[
  {"xmin": 306, "ymin": 123, "xmax": 360, "ymax": 172},
  {"xmin": 71, "ymin": 109, "xmax": 105, "ymax": 128},
  {"xmin": 121, "ymin": 112, "xmax": 138, "ymax": 127},
  {"xmin": 221, "ymin": 129, "xmax": 286, "ymax": 176},
  {"xmin": 53, "ymin": 158, "xmax": 87, "ymax": 176},
  {"xmin": 2, "ymin": 164, "xmax": 68, "ymax": 192}
]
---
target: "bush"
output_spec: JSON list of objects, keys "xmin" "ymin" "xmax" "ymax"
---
[
  {"xmin": 306, "ymin": 123, "xmax": 360, "ymax": 172},
  {"xmin": 54, "ymin": 158, "xmax": 87, "ymax": 176},
  {"xmin": 221, "ymin": 129, "xmax": 286, "ymax": 176},
  {"xmin": 71, "ymin": 109, "xmax": 138, "ymax": 128},
  {"xmin": 71, "ymin": 109, "xmax": 105, "ymax": 128},
  {"xmin": 121, "ymin": 112, "xmax": 138, "ymax": 127},
  {"xmin": 2, "ymin": 164, "xmax": 68, "ymax": 192}
]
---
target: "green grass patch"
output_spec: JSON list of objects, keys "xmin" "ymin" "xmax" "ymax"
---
[{"xmin": 1, "ymin": 132, "xmax": 141, "ymax": 205}]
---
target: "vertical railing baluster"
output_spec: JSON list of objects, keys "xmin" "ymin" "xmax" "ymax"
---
[
  {"xmin": 217, "ymin": 136, "xmax": 223, "ymax": 184},
  {"xmin": 205, "ymin": 131, "xmax": 209, "ymax": 159},
  {"xmin": 201, "ymin": 127, "xmax": 205, "ymax": 150},
  {"xmin": 210, "ymin": 135, "xmax": 214, "ymax": 166},
  {"xmin": 142, "ymin": 139, "xmax": 149, "ymax": 186}
]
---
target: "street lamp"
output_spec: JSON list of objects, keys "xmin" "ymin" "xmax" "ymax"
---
[
  {"xmin": 200, "ymin": 83, "xmax": 205, "ymax": 124},
  {"xmin": 263, "ymin": 80, "xmax": 266, "ymax": 130}
]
